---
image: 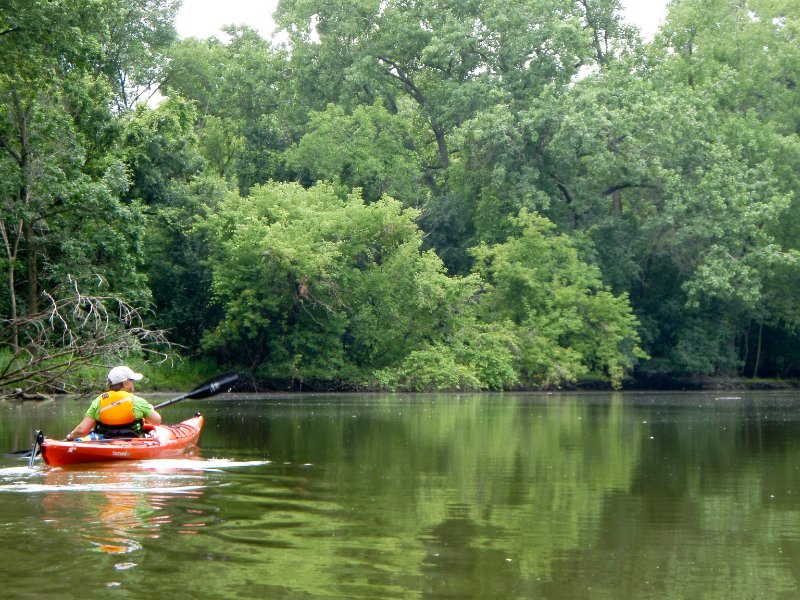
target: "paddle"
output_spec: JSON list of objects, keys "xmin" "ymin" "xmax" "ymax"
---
[
  {"xmin": 27, "ymin": 430, "xmax": 43, "ymax": 467},
  {"xmin": 153, "ymin": 371, "xmax": 239, "ymax": 410}
]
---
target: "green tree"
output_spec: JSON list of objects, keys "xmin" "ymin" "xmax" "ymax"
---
[
  {"xmin": 201, "ymin": 182, "xmax": 519, "ymax": 389},
  {"xmin": 119, "ymin": 97, "xmax": 224, "ymax": 351},
  {"xmin": 143, "ymin": 174, "xmax": 228, "ymax": 351},
  {"xmin": 163, "ymin": 28, "xmax": 296, "ymax": 192},
  {"xmin": 0, "ymin": 0, "xmax": 177, "ymax": 386},
  {"xmin": 274, "ymin": 0, "xmax": 637, "ymax": 272},
  {"xmin": 472, "ymin": 210, "xmax": 644, "ymax": 388},
  {"xmin": 284, "ymin": 102, "xmax": 425, "ymax": 204},
  {"xmin": 649, "ymin": 0, "xmax": 800, "ymax": 376},
  {"xmin": 200, "ymin": 183, "xmax": 425, "ymax": 379},
  {"xmin": 123, "ymin": 96, "xmax": 203, "ymax": 207},
  {"xmin": 276, "ymin": 0, "xmax": 634, "ymax": 171},
  {"xmin": 91, "ymin": 0, "xmax": 180, "ymax": 110}
]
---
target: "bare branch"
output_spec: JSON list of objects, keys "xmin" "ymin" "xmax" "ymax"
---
[{"xmin": 0, "ymin": 276, "xmax": 174, "ymax": 396}]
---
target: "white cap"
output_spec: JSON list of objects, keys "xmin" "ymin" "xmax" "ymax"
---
[{"xmin": 107, "ymin": 365, "xmax": 144, "ymax": 385}]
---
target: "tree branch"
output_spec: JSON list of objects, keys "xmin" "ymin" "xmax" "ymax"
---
[
  {"xmin": 375, "ymin": 55, "xmax": 427, "ymax": 106},
  {"xmin": 601, "ymin": 182, "xmax": 657, "ymax": 196},
  {"xmin": 0, "ymin": 276, "xmax": 174, "ymax": 396}
]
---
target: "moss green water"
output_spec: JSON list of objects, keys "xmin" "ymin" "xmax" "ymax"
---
[{"xmin": 1, "ymin": 392, "xmax": 799, "ymax": 598}]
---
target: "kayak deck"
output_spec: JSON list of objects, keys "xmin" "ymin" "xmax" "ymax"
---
[{"xmin": 40, "ymin": 414, "xmax": 204, "ymax": 467}]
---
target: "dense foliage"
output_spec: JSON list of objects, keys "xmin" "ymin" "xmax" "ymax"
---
[{"xmin": 2, "ymin": 0, "xmax": 798, "ymax": 391}]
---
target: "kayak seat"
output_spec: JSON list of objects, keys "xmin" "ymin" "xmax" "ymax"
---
[{"xmin": 101, "ymin": 428, "xmax": 141, "ymax": 439}]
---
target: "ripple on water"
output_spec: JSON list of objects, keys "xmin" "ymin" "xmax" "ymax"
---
[
  {"xmin": 0, "ymin": 458, "xmax": 271, "ymax": 560},
  {"xmin": 0, "ymin": 458, "xmax": 271, "ymax": 494},
  {"xmin": 136, "ymin": 458, "xmax": 271, "ymax": 472}
]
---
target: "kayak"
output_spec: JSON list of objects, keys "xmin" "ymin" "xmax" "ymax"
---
[{"xmin": 40, "ymin": 414, "xmax": 204, "ymax": 467}]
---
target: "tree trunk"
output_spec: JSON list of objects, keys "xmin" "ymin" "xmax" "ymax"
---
[
  {"xmin": 6, "ymin": 258, "xmax": 18, "ymax": 352},
  {"xmin": 432, "ymin": 123, "xmax": 449, "ymax": 170},
  {"xmin": 752, "ymin": 322, "xmax": 762, "ymax": 379},
  {"xmin": 0, "ymin": 220, "xmax": 21, "ymax": 352},
  {"xmin": 24, "ymin": 221, "xmax": 38, "ymax": 315},
  {"xmin": 612, "ymin": 190, "xmax": 622, "ymax": 215}
]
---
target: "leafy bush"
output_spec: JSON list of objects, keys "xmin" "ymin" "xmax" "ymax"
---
[{"xmin": 374, "ymin": 345, "xmax": 482, "ymax": 392}]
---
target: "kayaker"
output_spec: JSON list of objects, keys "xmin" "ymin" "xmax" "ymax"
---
[{"xmin": 65, "ymin": 366, "xmax": 162, "ymax": 440}]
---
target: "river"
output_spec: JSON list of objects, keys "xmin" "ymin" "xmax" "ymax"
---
[{"xmin": 1, "ymin": 391, "xmax": 799, "ymax": 599}]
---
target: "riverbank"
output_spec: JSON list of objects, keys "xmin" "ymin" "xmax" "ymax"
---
[
  {"xmin": 143, "ymin": 374, "xmax": 800, "ymax": 395},
  {"xmin": 581, "ymin": 375, "xmax": 800, "ymax": 391},
  {"xmin": 4, "ymin": 361, "xmax": 800, "ymax": 401}
]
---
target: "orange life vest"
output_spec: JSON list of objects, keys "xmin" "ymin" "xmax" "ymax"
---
[{"xmin": 97, "ymin": 390, "xmax": 136, "ymax": 426}]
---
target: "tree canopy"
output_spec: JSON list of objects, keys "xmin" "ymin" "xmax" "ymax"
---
[{"xmin": 2, "ymin": 0, "xmax": 799, "ymax": 392}]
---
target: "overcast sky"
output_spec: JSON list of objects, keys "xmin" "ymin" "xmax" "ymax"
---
[{"xmin": 175, "ymin": 0, "xmax": 669, "ymax": 41}]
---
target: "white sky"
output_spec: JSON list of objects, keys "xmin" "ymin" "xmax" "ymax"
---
[
  {"xmin": 175, "ymin": 0, "xmax": 669, "ymax": 41},
  {"xmin": 621, "ymin": 0, "xmax": 669, "ymax": 39},
  {"xmin": 175, "ymin": 0, "xmax": 279, "ymax": 39}
]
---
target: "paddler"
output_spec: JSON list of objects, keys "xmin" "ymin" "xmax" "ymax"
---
[{"xmin": 65, "ymin": 366, "xmax": 162, "ymax": 440}]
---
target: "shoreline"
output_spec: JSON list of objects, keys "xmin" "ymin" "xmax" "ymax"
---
[{"xmin": 6, "ymin": 375, "xmax": 800, "ymax": 402}]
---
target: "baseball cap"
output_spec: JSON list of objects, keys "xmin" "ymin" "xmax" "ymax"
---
[{"xmin": 107, "ymin": 365, "xmax": 144, "ymax": 385}]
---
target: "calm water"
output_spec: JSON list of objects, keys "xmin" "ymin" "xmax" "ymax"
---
[{"xmin": 1, "ymin": 391, "xmax": 800, "ymax": 599}]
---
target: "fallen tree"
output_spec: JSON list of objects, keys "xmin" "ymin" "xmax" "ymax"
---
[{"xmin": 0, "ymin": 276, "xmax": 172, "ymax": 397}]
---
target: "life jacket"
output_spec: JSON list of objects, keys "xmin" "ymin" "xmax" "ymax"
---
[{"xmin": 96, "ymin": 390, "xmax": 137, "ymax": 427}]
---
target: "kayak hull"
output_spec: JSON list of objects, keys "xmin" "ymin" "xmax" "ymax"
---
[{"xmin": 40, "ymin": 414, "xmax": 204, "ymax": 467}]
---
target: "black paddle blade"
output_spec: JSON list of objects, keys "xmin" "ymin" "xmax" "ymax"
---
[
  {"xmin": 186, "ymin": 372, "xmax": 239, "ymax": 400},
  {"xmin": 28, "ymin": 430, "xmax": 43, "ymax": 468}
]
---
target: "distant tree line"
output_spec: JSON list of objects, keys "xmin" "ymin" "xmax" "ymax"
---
[{"xmin": 2, "ymin": 0, "xmax": 799, "ymax": 392}]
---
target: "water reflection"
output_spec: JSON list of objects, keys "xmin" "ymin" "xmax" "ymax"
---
[
  {"xmin": 0, "ymin": 458, "xmax": 268, "ymax": 560},
  {"xmin": 39, "ymin": 465, "xmax": 207, "ymax": 554},
  {"xmin": 3, "ymin": 393, "xmax": 800, "ymax": 598}
]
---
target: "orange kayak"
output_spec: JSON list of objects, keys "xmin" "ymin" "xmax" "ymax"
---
[{"xmin": 40, "ymin": 414, "xmax": 204, "ymax": 467}]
